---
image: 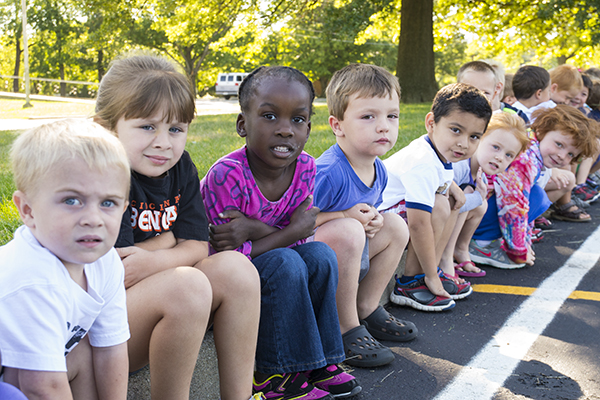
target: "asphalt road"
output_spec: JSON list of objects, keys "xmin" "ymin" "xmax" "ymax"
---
[{"xmin": 348, "ymin": 202, "xmax": 600, "ymax": 400}]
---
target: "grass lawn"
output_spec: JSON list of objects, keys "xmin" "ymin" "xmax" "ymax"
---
[{"xmin": 0, "ymin": 101, "xmax": 431, "ymax": 245}]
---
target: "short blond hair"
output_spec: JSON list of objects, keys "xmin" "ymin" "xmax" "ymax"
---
[
  {"xmin": 11, "ymin": 119, "xmax": 130, "ymax": 196},
  {"xmin": 326, "ymin": 63, "xmax": 401, "ymax": 120},
  {"xmin": 484, "ymin": 112, "xmax": 530, "ymax": 155},
  {"xmin": 550, "ymin": 64, "xmax": 583, "ymax": 92}
]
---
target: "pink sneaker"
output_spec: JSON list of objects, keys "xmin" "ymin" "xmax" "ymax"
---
[{"xmin": 304, "ymin": 365, "xmax": 361, "ymax": 398}]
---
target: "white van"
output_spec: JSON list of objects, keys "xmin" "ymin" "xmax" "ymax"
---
[{"xmin": 215, "ymin": 72, "xmax": 248, "ymax": 99}]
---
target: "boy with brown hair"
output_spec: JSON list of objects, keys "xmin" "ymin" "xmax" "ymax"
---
[
  {"xmin": 314, "ymin": 63, "xmax": 417, "ymax": 368},
  {"xmin": 379, "ymin": 83, "xmax": 492, "ymax": 311},
  {"xmin": 510, "ymin": 65, "xmax": 551, "ymax": 122}
]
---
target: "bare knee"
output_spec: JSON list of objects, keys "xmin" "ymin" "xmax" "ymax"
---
[
  {"xmin": 162, "ymin": 267, "xmax": 212, "ymax": 319},
  {"xmin": 316, "ymin": 218, "xmax": 365, "ymax": 253},
  {"xmin": 199, "ymin": 251, "xmax": 260, "ymax": 299},
  {"xmin": 380, "ymin": 212, "xmax": 409, "ymax": 246},
  {"xmin": 433, "ymin": 193, "xmax": 451, "ymax": 220},
  {"xmin": 471, "ymin": 199, "xmax": 488, "ymax": 218}
]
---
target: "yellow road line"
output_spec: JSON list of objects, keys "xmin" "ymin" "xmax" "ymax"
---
[
  {"xmin": 568, "ymin": 291, "xmax": 600, "ymax": 301},
  {"xmin": 472, "ymin": 284, "xmax": 536, "ymax": 296},
  {"xmin": 472, "ymin": 284, "xmax": 600, "ymax": 301}
]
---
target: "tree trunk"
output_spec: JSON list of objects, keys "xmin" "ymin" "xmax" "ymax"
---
[
  {"xmin": 60, "ymin": 61, "xmax": 66, "ymax": 96},
  {"xmin": 396, "ymin": 0, "xmax": 438, "ymax": 103},
  {"xmin": 58, "ymin": 40, "xmax": 66, "ymax": 97},
  {"xmin": 97, "ymin": 49, "xmax": 105, "ymax": 82},
  {"xmin": 13, "ymin": 37, "xmax": 22, "ymax": 92}
]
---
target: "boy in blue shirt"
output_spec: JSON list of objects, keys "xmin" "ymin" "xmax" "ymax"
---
[
  {"xmin": 379, "ymin": 83, "xmax": 492, "ymax": 312},
  {"xmin": 314, "ymin": 64, "xmax": 416, "ymax": 368}
]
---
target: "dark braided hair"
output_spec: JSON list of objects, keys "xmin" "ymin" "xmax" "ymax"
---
[{"xmin": 238, "ymin": 66, "xmax": 315, "ymax": 114}]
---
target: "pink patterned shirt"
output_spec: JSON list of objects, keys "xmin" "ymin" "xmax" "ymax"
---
[{"xmin": 200, "ymin": 146, "xmax": 315, "ymax": 258}]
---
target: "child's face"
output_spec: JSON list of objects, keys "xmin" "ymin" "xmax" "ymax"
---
[
  {"xmin": 330, "ymin": 92, "xmax": 399, "ymax": 159},
  {"xmin": 115, "ymin": 106, "xmax": 189, "ymax": 178},
  {"xmin": 14, "ymin": 157, "xmax": 128, "ymax": 271},
  {"xmin": 237, "ymin": 78, "xmax": 311, "ymax": 173},
  {"xmin": 425, "ymin": 109, "xmax": 487, "ymax": 163},
  {"xmin": 460, "ymin": 70, "xmax": 498, "ymax": 103},
  {"xmin": 569, "ymin": 87, "xmax": 589, "ymax": 108},
  {"xmin": 551, "ymin": 85, "xmax": 578, "ymax": 105},
  {"xmin": 538, "ymin": 130, "xmax": 579, "ymax": 168},
  {"xmin": 475, "ymin": 128, "xmax": 522, "ymax": 175}
]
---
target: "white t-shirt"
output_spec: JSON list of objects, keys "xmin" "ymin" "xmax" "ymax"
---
[
  {"xmin": 0, "ymin": 226, "xmax": 130, "ymax": 372},
  {"xmin": 528, "ymin": 100, "xmax": 556, "ymax": 122},
  {"xmin": 379, "ymin": 135, "xmax": 454, "ymax": 213},
  {"xmin": 512, "ymin": 100, "xmax": 556, "ymax": 123},
  {"xmin": 511, "ymin": 101, "xmax": 535, "ymax": 121}
]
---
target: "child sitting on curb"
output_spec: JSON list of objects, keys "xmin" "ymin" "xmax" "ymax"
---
[
  {"xmin": 379, "ymin": 83, "xmax": 492, "ymax": 312},
  {"xmin": 313, "ymin": 64, "xmax": 417, "ymax": 368},
  {"xmin": 470, "ymin": 105, "xmax": 599, "ymax": 268},
  {"xmin": 440, "ymin": 112, "xmax": 530, "ymax": 277}
]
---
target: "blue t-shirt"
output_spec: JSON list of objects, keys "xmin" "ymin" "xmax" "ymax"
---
[{"xmin": 314, "ymin": 144, "xmax": 387, "ymax": 211}]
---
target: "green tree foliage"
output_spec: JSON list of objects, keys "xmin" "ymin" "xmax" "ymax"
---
[
  {"xmin": 437, "ymin": 0, "xmax": 600, "ymax": 71},
  {"xmin": 0, "ymin": 0, "xmax": 22, "ymax": 91},
  {"xmin": 259, "ymin": 0, "xmax": 396, "ymax": 94},
  {"xmin": 119, "ymin": 0, "xmax": 261, "ymax": 94},
  {"xmin": 27, "ymin": 0, "xmax": 86, "ymax": 96}
]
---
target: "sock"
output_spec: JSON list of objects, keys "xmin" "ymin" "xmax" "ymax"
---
[{"xmin": 476, "ymin": 239, "xmax": 492, "ymax": 247}]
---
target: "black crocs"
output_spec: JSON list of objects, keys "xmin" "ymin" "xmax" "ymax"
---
[
  {"xmin": 360, "ymin": 305, "xmax": 418, "ymax": 342},
  {"xmin": 342, "ymin": 325, "xmax": 394, "ymax": 368}
]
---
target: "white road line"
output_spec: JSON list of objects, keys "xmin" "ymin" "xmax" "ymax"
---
[{"xmin": 435, "ymin": 226, "xmax": 600, "ymax": 400}]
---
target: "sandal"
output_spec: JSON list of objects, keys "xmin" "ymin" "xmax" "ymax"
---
[
  {"xmin": 342, "ymin": 325, "xmax": 394, "ymax": 368},
  {"xmin": 534, "ymin": 216, "xmax": 553, "ymax": 230},
  {"xmin": 360, "ymin": 305, "xmax": 418, "ymax": 342},
  {"xmin": 454, "ymin": 261, "xmax": 486, "ymax": 277},
  {"xmin": 551, "ymin": 201, "xmax": 591, "ymax": 222}
]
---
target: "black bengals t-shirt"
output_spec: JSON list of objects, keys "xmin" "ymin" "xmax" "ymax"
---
[{"xmin": 115, "ymin": 151, "xmax": 209, "ymax": 248}]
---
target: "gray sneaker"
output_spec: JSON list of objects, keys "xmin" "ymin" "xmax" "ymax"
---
[{"xmin": 469, "ymin": 239, "xmax": 526, "ymax": 269}]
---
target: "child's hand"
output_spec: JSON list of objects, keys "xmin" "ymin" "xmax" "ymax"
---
[
  {"xmin": 448, "ymin": 181, "xmax": 466, "ymax": 210},
  {"xmin": 424, "ymin": 274, "xmax": 452, "ymax": 299},
  {"xmin": 549, "ymin": 168, "xmax": 571, "ymax": 190},
  {"xmin": 209, "ymin": 210, "xmax": 256, "ymax": 251},
  {"xmin": 526, "ymin": 244, "xmax": 536, "ymax": 266},
  {"xmin": 289, "ymin": 195, "xmax": 320, "ymax": 240},
  {"xmin": 365, "ymin": 207, "xmax": 384, "ymax": 238},
  {"xmin": 116, "ymin": 246, "xmax": 155, "ymax": 288},
  {"xmin": 342, "ymin": 203, "xmax": 375, "ymax": 228},
  {"xmin": 475, "ymin": 167, "xmax": 487, "ymax": 201}
]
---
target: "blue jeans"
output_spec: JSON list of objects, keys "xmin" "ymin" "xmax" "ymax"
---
[{"xmin": 251, "ymin": 241, "xmax": 344, "ymax": 374}]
